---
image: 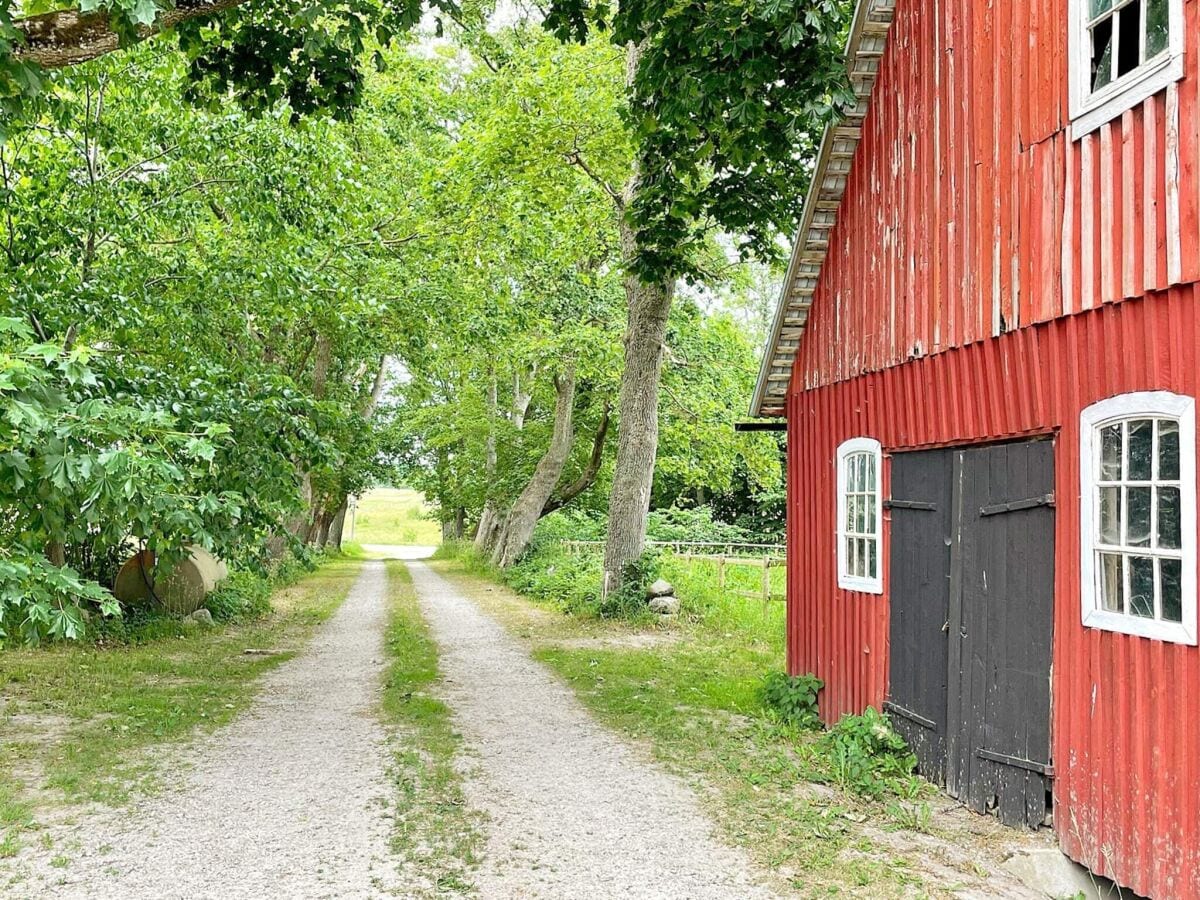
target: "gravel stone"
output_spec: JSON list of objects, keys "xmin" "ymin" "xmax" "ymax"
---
[
  {"xmin": 407, "ymin": 560, "xmax": 778, "ymax": 899},
  {"xmin": 4, "ymin": 562, "xmax": 404, "ymax": 900}
]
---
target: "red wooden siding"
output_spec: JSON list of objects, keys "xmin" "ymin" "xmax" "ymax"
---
[
  {"xmin": 785, "ymin": 287, "xmax": 1200, "ymax": 899},
  {"xmin": 796, "ymin": 0, "xmax": 1200, "ymax": 391}
]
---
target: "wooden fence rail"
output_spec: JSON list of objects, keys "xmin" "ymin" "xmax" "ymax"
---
[{"xmin": 558, "ymin": 540, "xmax": 787, "ymax": 606}]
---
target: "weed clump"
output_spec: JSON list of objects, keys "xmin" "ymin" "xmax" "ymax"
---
[
  {"xmin": 762, "ymin": 671, "xmax": 823, "ymax": 728},
  {"xmin": 824, "ymin": 707, "xmax": 918, "ymax": 799}
]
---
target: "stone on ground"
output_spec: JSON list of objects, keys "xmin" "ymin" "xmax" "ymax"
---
[
  {"xmin": 648, "ymin": 595, "xmax": 681, "ymax": 615},
  {"xmin": 646, "ymin": 578, "xmax": 674, "ymax": 598}
]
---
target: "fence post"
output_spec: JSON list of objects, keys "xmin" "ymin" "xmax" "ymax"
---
[
  {"xmin": 718, "ymin": 555, "xmax": 726, "ymax": 590},
  {"xmin": 762, "ymin": 555, "xmax": 771, "ymax": 614}
]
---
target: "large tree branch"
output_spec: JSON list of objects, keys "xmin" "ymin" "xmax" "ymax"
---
[
  {"xmin": 541, "ymin": 401, "xmax": 610, "ymax": 516},
  {"xmin": 11, "ymin": 0, "xmax": 248, "ymax": 69}
]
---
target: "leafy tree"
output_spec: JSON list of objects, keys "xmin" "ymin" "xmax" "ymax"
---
[{"xmin": 0, "ymin": 41, "xmax": 455, "ymax": 641}]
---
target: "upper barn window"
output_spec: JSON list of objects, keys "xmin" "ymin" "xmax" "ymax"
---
[
  {"xmin": 837, "ymin": 438, "xmax": 883, "ymax": 594},
  {"xmin": 1080, "ymin": 393, "xmax": 1197, "ymax": 644},
  {"xmin": 1070, "ymin": 0, "xmax": 1185, "ymax": 137}
]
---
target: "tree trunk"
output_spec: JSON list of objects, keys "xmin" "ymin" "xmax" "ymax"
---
[
  {"xmin": 493, "ymin": 363, "xmax": 578, "ymax": 568},
  {"xmin": 315, "ymin": 512, "xmax": 332, "ymax": 547},
  {"xmin": 45, "ymin": 540, "xmax": 66, "ymax": 568},
  {"xmin": 475, "ymin": 503, "xmax": 502, "ymax": 552},
  {"xmin": 327, "ymin": 496, "xmax": 349, "ymax": 549},
  {"xmin": 602, "ymin": 172, "xmax": 675, "ymax": 590},
  {"xmin": 512, "ymin": 364, "xmax": 536, "ymax": 429},
  {"xmin": 475, "ymin": 371, "xmax": 502, "ymax": 553}
]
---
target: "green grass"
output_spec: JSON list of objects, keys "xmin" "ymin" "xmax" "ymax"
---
[
  {"xmin": 432, "ymin": 561, "xmax": 995, "ymax": 898},
  {"xmin": 380, "ymin": 561, "xmax": 483, "ymax": 896},
  {"xmin": 353, "ymin": 487, "xmax": 442, "ymax": 546},
  {"xmin": 0, "ymin": 557, "xmax": 362, "ymax": 858}
]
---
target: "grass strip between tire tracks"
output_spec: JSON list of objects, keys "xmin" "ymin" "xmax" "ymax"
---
[{"xmin": 381, "ymin": 560, "xmax": 483, "ymax": 897}]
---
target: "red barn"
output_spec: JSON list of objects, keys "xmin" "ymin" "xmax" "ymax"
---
[{"xmin": 752, "ymin": 0, "xmax": 1200, "ymax": 896}]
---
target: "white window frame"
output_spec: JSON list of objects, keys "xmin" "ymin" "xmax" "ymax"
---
[
  {"xmin": 836, "ymin": 437, "xmax": 883, "ymax": 594},
  {"xmin": 1079, "ymin": 391, "xmax": 1197, "ymax": 644},
  {"xmin": 1069, "ymin": 0, "xmax": 1186, "ymax": 139}
]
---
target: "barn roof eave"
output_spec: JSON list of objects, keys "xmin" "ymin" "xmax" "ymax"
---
[{"xmin": 749, "ymin": 0, "xmax": 897, "ymax": 418}]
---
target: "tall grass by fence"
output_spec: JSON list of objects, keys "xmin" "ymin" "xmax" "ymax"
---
[{"xmin": 560, "ymin": 540, "xmax": 787, "ymax": 607}]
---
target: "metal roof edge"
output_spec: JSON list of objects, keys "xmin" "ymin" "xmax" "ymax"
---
[{"xmin": 749, "ymin": 0, "xmax": 897, "ymax": 418}]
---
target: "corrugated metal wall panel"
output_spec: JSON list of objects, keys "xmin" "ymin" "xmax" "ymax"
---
[
  {"xmin": 785, "ymin": 287, "xmax": 1200, "ymax": 899},
  {"xmin": 795, "ymin": 0, "xmax": 1200, "ymax": 392}
]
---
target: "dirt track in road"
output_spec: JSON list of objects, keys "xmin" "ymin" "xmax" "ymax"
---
[
  {"xmin": 407, "ymin": 560, "xmax": 778, "ymax": 900},
  {"xmin": 4, "ymin": 562, "xmax": 403, "ymax": 900}
]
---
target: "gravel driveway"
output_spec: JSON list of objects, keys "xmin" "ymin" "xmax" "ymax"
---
[
  {"xmin": 5, "ymin": 562, "xmax": 403, "ymax": 900},
  {"xmin": 7, "ymin": 556, "xmax": 777, "ymax": 899},
  {"xmin": 408, "ymin": 560, "xmax": 778, "ymax": 899}
]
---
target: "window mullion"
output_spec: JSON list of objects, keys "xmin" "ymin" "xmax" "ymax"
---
[
  {"xmin": 1111, "ymin": 11, "xmax": 1121, "ymax": 82},
  {"xmin": 1151, "ymin": 422, "xmax": 1160, "ymax": 550},
  {"xmin": 1123, "ymin": 547, "xmax": 1132, "ymax": 615},
  {"xmin": 1154, "ymin": 556, "xmax": 1163, "ymax": 620}
]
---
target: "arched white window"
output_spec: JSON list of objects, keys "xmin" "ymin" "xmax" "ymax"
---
[
  {"xmin": 837, "ymin": 438, "xmax": 883, "ymax": 594},
  {"xmin": 1080, "ymin": 392, "xmax": 1197, "ymax": 644}
]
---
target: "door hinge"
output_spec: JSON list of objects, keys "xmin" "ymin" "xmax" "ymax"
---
[
  {"xmin": 976, "ymin": 747, "xmax": 1054, "ymax": 776},
  {"xmin": 979, "ymin": 492, "xmax": 1055, "ymax": 517},
  {"xmin": 885, "ymin": 499, "xmax": 937, "ymax": 511},
  {"xmin": 883, "ymin": 701, "xmax": 938, "ymax": 731}
]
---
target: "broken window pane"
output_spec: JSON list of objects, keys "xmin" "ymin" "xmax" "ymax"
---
[
  {"xmin": 1157, "ymin": 486, "xmax": 1181, "ymax": 549},
  {"xmin": 1116, "ymin": 1, "xmax": 1143, "ymax": 76},
  {"xmin": 1129, "ymin": 555, "xmax": 1155, "ymax": 617},
  {"xmin": 1161, "ymin": 558, "xmax": 1183, "ymax": 622},
  {"xmin": 1147, "ymin": 0, "xmax": 1170, "ymax": 55},
  {"xmin": 1099, "ymin": 487, "xmax": 1122, "ymax": 544},
  {"xmin": 1128, "ymin": 419, "xmax": 1153, "ymax": 480},
  {"xmin": 1127, "ymin": 486, "xmax": 1152, "ymax": 546},
  {"xmin": 1101, "ymin": 423, "xmax": 1123, "ymax": 480},
  {"xmin": 1100, "ymin": 553, "xmax": 1124, "ymax": 611},
  {"xmin": 1092, "ymin": 18, "xmax": 1115, "ymax": 90},
  {"xmin": 1158, "ymin": 419, "xmax": 1180, "ymax": 480}
]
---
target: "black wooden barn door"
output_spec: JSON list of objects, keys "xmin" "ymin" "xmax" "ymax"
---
[
  {"xmin": 949, "ymin": 439, "xmax": 1055, "ymax": 829},
  {"xmin": 886, "ymin": 449, "xmax": 954, "ymax": 786},
  {"xmin": 888, "ymin": 438, "xmax": 1055, "ymax": 829}
]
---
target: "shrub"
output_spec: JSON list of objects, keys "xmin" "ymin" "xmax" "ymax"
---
[
  {"xmin": 824, "ymin": 707, "xmax": 918, "ymax": 799},
  {"xmin": 645, "ymin": 506, "xmax": 755, "ymax": 544},
  {"xmin": 595, "ymin": 548, "xmax": 661, "ymax": 618},
  {"xmin": 527, "ymin": 510, "xmax": 606, "ymax": 546},
  {"xmin": 204, "ymin": 569, "xmax": 273, "ymax": 622},
  {"xmin": 504, "ymin": 543, "xmax": 602, "ymax": 613},
  {"xmin": 762, "ymin": 671, "xmax": 823, "ymax": 728}
]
